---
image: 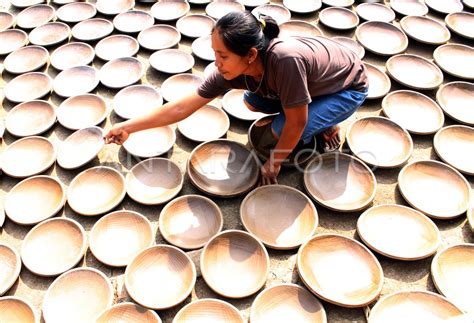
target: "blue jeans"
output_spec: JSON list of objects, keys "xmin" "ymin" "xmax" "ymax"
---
[{"xmin": 244, "ymin": 88, "xmax": 368, "ymax": 144}]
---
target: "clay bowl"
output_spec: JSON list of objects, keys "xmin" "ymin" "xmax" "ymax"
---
[
  {"xmin": 303, "ymin": 152, "xmax": 376, "ymax": 212},
  {"xmin": 4, "ymin": 45, "xmax": 48, "ymax": 74},
  {"xmin": 125, "ymin": 245, "xmax": 196, "ymax": 310},
  {"xmin": 332, "ymin": 36, "xmax": 365, "ymax": 59},
  {"xmin": 113, "ymin": 85, "xmax": 163, "ymax": 119},
  {"xmin": 436, "ymin": 82, "xmax": 474, "ymax": 126},
  {"xmin": 241, "ymin": 185, "xmax": 318, "ymax": 250},
  {"xmin": 204, "ymin": 61, "xmax": 217, "ymax": 78},
  {"xmin": 191, "ymin": 34, "xmax": 215, "ymax": 61},
  {"xmin": 386, "ymin": 54, "xmax": 444, "ymax": 90},
  {"xmin": 382, "ymin": 90, "xmax": 444, "ymax": 135},
  {"xmin": 50, "ymin": 42, "xmax": 95, "ymax": 71},
  {"xmin": 355, "ymin": 3, "xmax": 395, "ymax": 22},
  {"xmin": 201, "ymin": 230, "xmax": 269, "ymax": 298},
  {"xmin": 29, "ymin": 22, "xmax": 70, "ymax": 47},
  {"xmin": 322, "ymin": 0, "xmax": 354, "ymax": 7},
  {"xmin": 159, "ymin": 194, "xmax": 223, "ymax": 249},
  {"xmin": 250, "ymin": 284, "xmax": 327, "ymax": 322},
  {"xmin": 425, "ymin": 0, "xmax": 464, "ymax": 14},
  {"xmin": 71, "ymin": 18, "xmax": 114, "ymax": 42},
  {"xmin": 0, "ymin": 244, "xmax": 21, "ymax": 296},
  {"xmin": 363, "ymin": 62, "xmax": 390, "ymax": 99},
  {"xmin": 54, "ymin": 65, "xmax": 99, "ymax": 97},
  {"xmin": 95, "ymin": 35, "xmax": 139, "ymax": 61},
  {"xmin": 6, "ymin": 100, "xmax": 56, "ymax": 137},
  {"xmin": 251, "ymin": 4, "xmax": 291, "ymax": 25},
  {"xmin": 113, "ymin": 10, "xmax": 154, "ymax": 34},
  {"xmin": 279, "ymin": 20, "xmax": 324, "ymax": 38},
  {"xmin": 2, "ymin": 137, "xmax": 56, "ymax": 178},
  {"xmin": 100, "ymin": 57, "xmax": 144, "ymax": 89},
  {"xmin": 319, "ymin": 7, "xmax": 359, "ymax": 30},
  {"xmin": 0, "ymin": 297, "xmax": 37, "ymax": 323},
  {"xmin": 57, "ymin": 126, "xmax": 104, "ymax": 170},
  {"xmin": 389, "ymin": 0, "xmax": 428, "ymax": 16},
  {"xmin": 355, "ymin": 21, "xmax": 408, "ymax": 56},
  {"xmin": 431, "ymin": 244, "xmax": 474, "ymax": 312},
  {"xmin": 149, "ymin": 49, "xmax": 195, "ymax": 74},
  {"xmin": 0, "ymin": 29, "xmax": 28, "ymax": 55},
  {"xmin": 398, "ymin": 160, "xmax": 471, "ymax": 219},
  {"xmin": 346, "ymin": 116, "xmax": 413, "ymax": 168},
  {"xmin": 21, "ymin": 218, "xmax": 86, "ymax": 276},
  {"xmin": 43, "ymin": 268, "xmax": 113, "ymax": 323},
  {"xmin": 400, "ymin": 16, "xmax": 451, "ymax": 45},
  {"xmin": 434, "ymin": 44, "xmax": 474, "ymax": 80},
  {"xmin": 357, "ymin": 204, "xmax": 440, "ymax": 261},
  {"xmin": 445, "ymin": 12, "xmax": 474, "ymax": 39},
  {"xmin": 187, "ymin": 139, "xmax": 260, "ymax": 197},
  {"xmin": 16, "ymin": 4, "xmax": 55, "ymax": 29},
  {"xmin": 11, "ymin": 0, "xmax": 45, "ymax": 7},
  {"xmin": 368, "ymin": 291, "xmax": 464, "ymax": 322},
  {"xmin": 97, "ymin": 302, "xmax": 162, "ymax": 323},
  {"xmin": 240, "ymin": 0, "xmax": 270, "ymax": 7},
  {"xmin": 177, "ymin": 104, "xmax": 229, "ymax": 142},
  {"xmin": 297, "ymin": 234, "xmax": 383, "ymax": 307},
  {"xmin": 161, "ymin": 73, "xmax": 204, "ymax": 102},
  {"xmin": 468, "ymin": 201, "xmax": 474, "ymax": 232},
  {"xmin": 56, "ymin": 2, "xmax": 97, "ymax": 23},
  {"xmin": 90, "ymin": 210, "xmax": 154, "ymax": 267},
  {"xmin": 123, "ymin": 126, "xmax": 176, "ymax": 158},
  {"xmin": 176, "ymin": 14, "xmax": 215, "ymax": 39},
  {"xmin": 434, "ymin": 125, "xmax": 474, "ymax": 175},
  {"xmin": 67, "ymin": 166, "xmax": 126, "ymax": 216},
  {"xmin": 222, "ymin": 89, "xmax": 267, "ymax": 121},
  {"xmin": 96, "ymin": 0, "xmax": 134, "ymax": 15},
  {"xmin": 138, "ymin": 25, "xmax": 181, "ymax": 51},
  {"xmin": 283, "ymin": 0, "xmax": 322, "ymax": 13},
  {"xmin": 126, "ymin": 158, "xmax": 183, "ymax": 205},
  {"xmin": 174, "ymin": 299, "xmax": 244, "ymax": 323},
  {"xmin": 150, "ymin": 0, "xmax": 190, "ymax": 21},
  {"xmin": 0, "ymin": 12, "xmax": 15, "ymax": 32},
  {"xmin": 464, "ymin": 0, "xmax": 474, "ymax": 9},
  {"xmin": 4, "ymin": 72, "xmax": 52, "ymax": 103},
  {"xmin": 205, "ymin": 1, "xmax": 245, "ymax": 20},
  {"xmin": 57, "ymin": 94, "xmax": 107, "ymax": 130}
]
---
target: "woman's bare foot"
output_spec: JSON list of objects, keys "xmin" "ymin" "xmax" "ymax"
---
[{"xmin": 320, "ymin": 125, "xmax": 341, "ymax": 152}]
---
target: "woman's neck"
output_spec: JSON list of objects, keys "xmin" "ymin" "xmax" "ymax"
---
[{"xmin": 245, "ymin": 57, "xmax": 264, "ymax": 80}]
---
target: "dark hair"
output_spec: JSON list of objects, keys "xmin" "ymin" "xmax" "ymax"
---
[{"xmin": 214, "ymin": 11, "xmax": 279, "ymax": 59}]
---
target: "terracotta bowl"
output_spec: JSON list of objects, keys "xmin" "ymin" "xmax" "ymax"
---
[
  {"xmin": 29, "ymin": 22, "xmax": 70, "ymax": 47},
  {"xmin": 16, "ymin": 4, "xmax": 55, "ymax": 29},
  {"xmin": 204, "ymin": 62, "xmax": 217, "ymax": 78},
  {"xmin": 363, "ymin": 62, "xmax": 390, "ymax": 99},
  {"xmin": 125, "ymin": 245, "xmax": 196, "ymax": 310},
  {"xmin": 67, "ymin": 166, "xmax": 126, "ymax": 216},
  {"xmin": 464, "ymin": 0, "xmax": 474, "ymax": 9},
  {"xmin": 389, "ymin": 0, "xmax": 428, "ymax": 16},
  {"xmin": 279, "ymin": 20, "xmax": 324, "ymax": 38},
  {"xmin": 205, "ymin": 1, "xmax": 245, "ymax": 20},
  {"xmin": 160, "ymin": 194, "xmax": 223, "ymax": 249},
  {"xmin": 176, "ymin": 14, "xmax": 215, "ymax": 39},
  {"xmin": 96, "ymin": 0, "xmax": 134, "ymax": 15},
  {"xmin": 113, "ymin": 85, "xmax": 163, "ymax": 119},
  {"xmin": 191, "ymin": 35, "xmax": 215, "ymax": 61},
  {"xmin": 126, "ymin": 158, "xmax": 183, "ymax": 205},
  {"xmin": 357, "ymin": 204, "xmax": 440, "ymax": 261},
  {"xmin": 11, "ymin": 0, "xmax": 45, "ymax": 7},
  {"xmin": 123, "ymin": 126, "xmax": 176, "ymax": 158},
  {"xmin": 0, "ymin": 29, "xmax": 28, "ymax": 56},
  {"xmin": 149, "ymin": 49, "xmax": 195, "ymax": 74},
  {"xmin": 201, "ymin": 230, "xmax": 269, "ymax": 298},
  {"xmin": 187, "ymin": 139, "xmax": 260, "ymax": 197},
  {"xmin": 434, "ymin": 125, "xmax": 474, "ymax": 175},
  {"xmin": 431, "ymin": 244, "xmax": 474, "ymax": 312},
  {"xmin": 21, "ymin": 218, "xmax": 86, "ymax": 276},
  {"xmin": 90, "ymin": 210, "xmax": 154, "ymax": 267},
  {"xmin": 174, "ymin": 299, "xmax": 244, "ymax": 323},
  {"xmin": 382, "ymin": 90, "xmax": 444, "ymax": 135},
  {"xmin": 4, "ymin": 72, "xmax": 52, "ymax": 103},
  {"xmin": 283, "ymin": 0, "xmax": 322, "ymax": 13},
  {"xmin": 222, "ymin": 89, "xmax": 267, "ymax": 121},
  {"xmin": 250, "ymin": 284, "xmax": 327, "ymax": 323},
  {"xmin": 355, "ymin": 3, "xmax": 395, "ymax": 22},
  {"xmin": 346, "ymin": 116, "xmax": 413, "ymax": 168},
  {"xmin": 2, "ymin": 136, "xmax": 56, "ymax": 178},
  {"xmin": 95, "ymin": 35, "xmax": 139, "ymax": 61},
  {"xmin": 5, "ymin": 175, "xmax": 65, "ymax": 225},
  {"xmin": 241, "ymin": 185, "xmax": 318, "ymax": 250},
  {"xmin": 4, "ymin": 45, "xmax": 49, "ymax": 74},
  {"xmin": 304, "ymin": 152, "xmax": 376, "ymax": 212},
  {"xmin": 43, "ymin": 268, "xmax": 113, "ymax": 323},
  {"xmin": 319, "ymin": 7, "xmax": 359, "ymax": 30},
  {"xmin": 0, "ymin": 12, "xmax": 15, "ymax": 32},
  {"xmin": 332, "ymin": 36, "xmax": 365, "ymax": 59},
  {"xmin": 0, "ymin": 244, "xmax": 21, "ymax": 296},
  {"xmin": 54, "ymin": 65, "xmax": 99, "ymax": 97},
  {"xmin": 434, "ymin": 44, "xmax": 474, "ymax": 80},
  {"xmin": 71, "ymin": 18, "xmax": 114, "ymax": 42},
  {"xmin": 436, "ymin": 82, "xmax": 474, "ymax": 126},
  {"xmin": 251, "ymin": 4, "xmax": 291, "ymax": 25},
  {"xmin": 57, "ymin": 126, "xmax": 104, "ymax": 170},
  {"xmin": 322, "ymin": 0, "xmax": 354, "ymax": 7},
  {"xmin": 398, "ymin": 160, "xmax": 471, "ymax": 219},
  {"xmin": 138, "ymin": 25, "xmax": 181, "ymax": 51},
  {"xmin": 0, "ymin": 297, "xmax": 37, "ymax": 323},
  {"xmin": 150, "ymin": 0, "xmax": 190, "ymax": 21},
  {"xmin": 57, "ymin": 94, "xmax": 107, "ymax": 130},
  {"xmin": 355, "ymin": 21, "xmax": 408, "ymax": 56},
  {"xmin": 425, "ymin": 0, "xmax": 464, "ymax": 14},
  {"xmin": 445, "ymin": 12, "xmax": 474, "ymax": 39},
  {"xmin": 56, "ymin": 2, "xmax": 97, "ymax": 23},
  {"xmin": 113, "ymin": 10, "xmax": 154, "ymax": 34},
  {"xmin": 177, "ymin": 104, "xmax": 229, "ymax": 142},
  {"xmin": 100, "ymin": 57, "xmax": 144, "ymax": 89},
  {"xmin": 386, "ymin": 54, "xmax": 444, "ymax": 90},
  {"xmin": 97, "ymin": 302, "xmax": 162, "ymax": 323},
  {"xmin": 368, "ymin": 291, "xmax": 464, "ymax": 322},
  {"xmin": 50, "ymin": 42, "xmax": 95, "ymax": 71},
  {"xmin": 161, "ymin": 73, "xmax": 203, "ymax": 102},
  {"xmin": 6, "ymin": 100, "xmax": 56, "ymax": 137},
  {"xmin": 240, "ymin": 0, "xmax": 270, "ymax": 7},
  {"xmin": 297, "ymin": 234, "xmax": 383, "ymax": 307},
  {"xmin": 401, "ymin": 16, "xmax": 451, "ymax": 45}
]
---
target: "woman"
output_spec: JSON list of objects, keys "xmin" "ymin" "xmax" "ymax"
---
[{"xmin": 105, "ymin": 12, "xmax": 368, "ymax": 185}]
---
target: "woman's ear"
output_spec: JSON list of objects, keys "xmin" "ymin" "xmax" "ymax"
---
[{"xmin": 248, "ymin": 48, "xmax": 259, "ymax": 64}]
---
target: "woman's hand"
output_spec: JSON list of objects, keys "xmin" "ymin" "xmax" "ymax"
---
[
  {"xmin": 104, "ymin": 124, "xmax": 129, "ymax": 145},
  {"xmin": 259, "ymin": 160, "xmax": 281, "ymax": 186}
]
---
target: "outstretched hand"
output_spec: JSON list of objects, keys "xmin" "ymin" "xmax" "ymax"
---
[
  {"xmin": 104, "ymin": 125, "xmax": 129, "ymax": 145},
  {"xmin": 259, "ymin": 160, "xmax": 281, "ymax": 186}
]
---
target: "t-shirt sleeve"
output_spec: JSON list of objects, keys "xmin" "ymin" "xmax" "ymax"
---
[
  {"xmin": 273, "ymin": 57, "xmax": 311, "ymax": 108},
  {"xmin": 197, "ymin": 69, "xmax": 233, "ymax": 99}
]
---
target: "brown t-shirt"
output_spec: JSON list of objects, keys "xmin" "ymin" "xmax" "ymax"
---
[{"xmin": 197, "ymin": 36, "xmax": 368, "ymax": 108}]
